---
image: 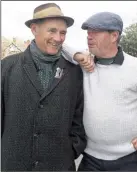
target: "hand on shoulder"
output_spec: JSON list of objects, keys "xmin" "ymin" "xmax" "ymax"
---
[
  {"xmin": 132, "ymin": 138, "xmax": 137, "ymax": 150},
  {"xmin": 74, "ymin": 52, "xmax": 95, "ymax": 72}
]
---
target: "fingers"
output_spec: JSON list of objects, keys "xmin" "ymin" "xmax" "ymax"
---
[
  {"xmin": 82, "ymin": 62, "xmax": 95, "ymax": 72},
  {"xmin": 132, "ymin": 138, "xmax": 137, "ymax": 148},
  {"xmin": 74, "ymin": 53, "xmax": 95, "ymax": 72},
  {"xmin": 80, "ymin": 55, "xmax": 91, "ymax": 65},
  {"xmin": 80, "ymin": 56, "xmax": 95, "ymax": 72},
  {"xmin": 132, "ymin": 137, "xmax": 137, "ymax": 150},
  {"xmin": 133, "ymin": 142, "xmax": 137, "ymax": 150},
  {"xmin": 132, "ymin": 137, "xmax": 137, "ymax": 144},
  {"xmin": 74, "ymin": 53, "xmax": 85, "ymax": 62}
]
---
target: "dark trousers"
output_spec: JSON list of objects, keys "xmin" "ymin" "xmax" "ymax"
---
[{"xmin": 78, "ymin": 151, "xmax": 137, "ymax": 171}]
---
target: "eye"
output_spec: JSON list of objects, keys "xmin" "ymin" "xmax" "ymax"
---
[
  {"xmin": 61, "ymin": 32, "xmax": 66, "ymax": 36},
  {"xmin": 48, "ymin": 28, "xmax": 57, "ymax": 33}
]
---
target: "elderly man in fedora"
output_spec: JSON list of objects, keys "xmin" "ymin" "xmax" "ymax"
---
[
  {"xmin": 1, "ymin": 3, "xmax": 87, "ymax": 171},
  {"xmin": 63, "ymin": 12, "xmax": 137, "ymax": 171}
]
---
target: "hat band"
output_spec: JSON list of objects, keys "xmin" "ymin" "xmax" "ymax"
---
[{"xmin": 33, "ymin": 7, "xmax": 64, "ymax": 19}]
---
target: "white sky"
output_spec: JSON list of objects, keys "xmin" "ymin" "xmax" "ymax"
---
[{"xmin": 2, "ymin": 1, "xmax": 137, "ymax": 50}]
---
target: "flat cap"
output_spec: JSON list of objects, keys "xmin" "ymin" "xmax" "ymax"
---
[{"xmin": 81, "ymin": 12, "xmax": 123, "ymax": 35}]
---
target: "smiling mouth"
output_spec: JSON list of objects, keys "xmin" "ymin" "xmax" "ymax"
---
[{"xmin": 48, "ymin": 43, "xmax": 61, "ymax": 49}]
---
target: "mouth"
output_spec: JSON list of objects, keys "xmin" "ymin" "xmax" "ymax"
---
[
  {"xmin": 48, "ymin": 42, "xmax": 61, "ymax": 49},
  {"xmin": 88, "ymin": 44, "xmax": 95, "ymax": 48}
]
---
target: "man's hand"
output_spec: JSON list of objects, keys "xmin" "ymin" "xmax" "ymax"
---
[
  {"xmin": 132, "ymin": 138, "xmax": 137, "ymax": 150},
  {"xmin": 74, "ymin": 52, "xmax": 95, "ymax": 72}
]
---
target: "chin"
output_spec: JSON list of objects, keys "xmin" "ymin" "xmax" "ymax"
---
[
  {"xmin": 89, "ymin": 48, "xmax": 98, "ymax": 56},
  {"xmin": 89, "ymin": 48, "xmax": 95, "ymax": 54},
  {"xmin": 46, "ymin": 49, "xmax": 59, "ymax": 55}
]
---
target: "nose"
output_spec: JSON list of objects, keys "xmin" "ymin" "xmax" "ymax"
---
[
  {"xmin": 53, "ymin": 33, "xmax": 62, "ymax": 42},
  {"xmin": 87, "ymin": 33, "xmax": 93, "ymax": 40}
]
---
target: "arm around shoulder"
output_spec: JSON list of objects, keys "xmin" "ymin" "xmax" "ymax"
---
[{"xmin": 62, "ymin": 43, "xmax": 81, "ymax": 65}]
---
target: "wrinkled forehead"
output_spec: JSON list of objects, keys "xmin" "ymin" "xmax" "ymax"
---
[{"xmin": 37, "ymin": 18, "xmax": 68, "ymax": 31}]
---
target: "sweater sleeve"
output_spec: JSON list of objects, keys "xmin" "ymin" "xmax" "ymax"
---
[{"xmin": 62, "ymin": 43, "xmax": 82, "ymax": 65}]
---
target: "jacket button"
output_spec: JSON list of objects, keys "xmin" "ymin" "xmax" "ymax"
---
[
  {"xmin": 33, "ymin": 161, "xmax": 39, "ymax": 167},
  {"xmin": 34, "ymin": 133, "xmax": 38, "ymax": 137},
  {"xmin": 39, "ymin": 104, "xmax": 44, "ymax": 108},
  {"xmin": 34, "ymin": 131, "xmax": 41, "ymax": 137}
]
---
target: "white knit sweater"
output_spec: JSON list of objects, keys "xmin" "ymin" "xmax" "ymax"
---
[
  {"xmin": 83, "ymin": 53, "xmax": 137, "ymax": 160},
  {"xmin": 62, "ymin": 47, "xmax": 137, "ymax": 160}
]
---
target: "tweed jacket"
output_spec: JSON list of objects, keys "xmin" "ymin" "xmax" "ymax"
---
[{"xmin": 1, "ymin": 46, "xmax": 86, "ymax": 171}]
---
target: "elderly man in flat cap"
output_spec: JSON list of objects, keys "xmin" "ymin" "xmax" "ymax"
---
[
  {"xmin": 63, "ymin": 12, "xmax": 137, "ymax": 171},
  {"xmin": 1, "ymin": 3, "xmax": 87, "ymax": 171}
]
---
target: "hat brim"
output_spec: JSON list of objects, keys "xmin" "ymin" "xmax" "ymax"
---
[
  {"xmin": 81, "ymin": 23, "xmax": 122, "ymax": 35},
  {"xmin": 25, "ymin": 15, "xmax": 74, "ymax": 28},
  {"xmin": 81, "ymin": 23, "xmax": 102, "ymax": 30}
]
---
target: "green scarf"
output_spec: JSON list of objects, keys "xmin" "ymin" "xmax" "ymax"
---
[
  {"xmin": 96, "ymin": 57, "xmax": 115, "ymax": 65},
  {"xmin": 30, "ymin": 40, "xmax": 61, "ymax": 91}
]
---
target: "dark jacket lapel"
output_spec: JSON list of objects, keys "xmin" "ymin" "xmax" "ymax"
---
[
  {"xmin": 23, "ymin": 47, "xmax": 44, "ymax": 96},
  {"xmin": 40, "ymin": 56, "xmax": 70, "ymax": 101}
]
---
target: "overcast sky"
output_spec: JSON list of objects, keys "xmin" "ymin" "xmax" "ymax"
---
[{"xmin": 2, "ymin": 1, "xmax": 137, "ymax": 50}]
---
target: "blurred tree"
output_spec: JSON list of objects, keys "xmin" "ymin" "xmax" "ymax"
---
[
  {"xmin": 120, "ymin": 23, "xmax": 137, "ymax": 57},
  {"xmin": 1, "ymin": 37, "xmax": 30, "ymax": 59},
  {"xmin": 1, "ymin": 37, "xmax": 11, "ymax": 59}
]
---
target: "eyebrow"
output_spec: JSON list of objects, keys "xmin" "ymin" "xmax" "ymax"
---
[{"xmin": 48, "ymin": 27, "xmax": 67, "ymax": 33}]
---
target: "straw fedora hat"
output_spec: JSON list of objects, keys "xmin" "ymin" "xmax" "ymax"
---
[{"xmin": 25, "ymin": 3, "xmax": 74, "ymax": 28}]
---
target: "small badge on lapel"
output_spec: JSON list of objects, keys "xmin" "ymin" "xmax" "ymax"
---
[{"xmin": 55, "ymin": 67, "xmax": 63, "ymax": 79}]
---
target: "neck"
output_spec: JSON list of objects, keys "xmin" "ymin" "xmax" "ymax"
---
[
  {"xmin": 35, "ymin": 41, "xmax": 48, "ymax": 55},
  {"xmin": 30, "ymin": 40, "xmax": 61, "ymax": 63},
  {"xmin": 97, "ymin": 46, "xmax": 118, "ymax": 59}
]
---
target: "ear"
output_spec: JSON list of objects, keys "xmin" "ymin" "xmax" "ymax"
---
[
  {"xmin": 30, "ymin": 23, "xmax": 39, "ymax": 36},
  {"xmin": 111, "ymin": 31, "xmax": 119, "ymax": 43}
]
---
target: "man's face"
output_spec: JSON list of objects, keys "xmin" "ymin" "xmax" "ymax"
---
[
  {"xmin": 31, "ymin": 18, "xmax": 67, "ymax": 55},
  {"xmin": 87, "ymin": 29, "xmax": 117, "ymax": 57}
]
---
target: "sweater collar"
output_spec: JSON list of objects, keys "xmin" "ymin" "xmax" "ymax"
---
[{"xmin": 94, "ymin": 46, "xmax": 124, "ymax": 65}]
